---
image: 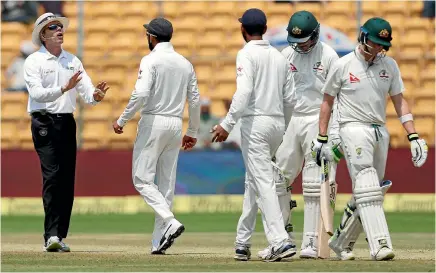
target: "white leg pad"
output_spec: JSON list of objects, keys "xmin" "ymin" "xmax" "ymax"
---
[
  {"xmin": 301, "ymin": 162, "xmax": 321, "ymax": 250},
  {"xmin": 354, "ymin": 168, "xmax": 393, "ymax": 257}
]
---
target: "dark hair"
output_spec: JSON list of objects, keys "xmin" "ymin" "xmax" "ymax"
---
[
  {"xmin": 156, "ymin": 35, "xmax": 171, "ymax": 42},
  {"xmin": 243, "ymin": 24, "xmax": 265, "ymax": 36}
]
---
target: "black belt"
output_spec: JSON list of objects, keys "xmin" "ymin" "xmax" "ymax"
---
[{"xmin": 32, "ymin": 111, "xmax": 73, "ymax": 119}]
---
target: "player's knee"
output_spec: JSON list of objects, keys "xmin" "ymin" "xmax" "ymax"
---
[
  {"xmin": 354, "ymin": 167, "xmax": 383, "ymax": 205},
  {"xmin": 302, "ymin": 162, "xmax": 321, "ymax": 197}
]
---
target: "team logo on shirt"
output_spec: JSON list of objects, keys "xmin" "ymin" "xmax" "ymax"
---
[
  {"xmin": 312, "ymin": 61, "xmax": 324, "ymax": 74},
  {"xmin": 237, "ymin": 66, "xmax": 243, "ymax": 77},
  {"xmin": 39, "ymin": 129, "xmax": 48, "ymax": 137},
  {"xmin": 379, "ymin": 69, "xmax": 389, "ymax": 81},
  {"xmin": 290, "ymin": 63, "xmax": 298, "ymax": 72},
  {"xmin": 349, "ymin": 73, "xmax": 360, "ymax": 83},
  {"xmin": 355, "ymin": 147, "xmax": 362, "ymax": 158}
]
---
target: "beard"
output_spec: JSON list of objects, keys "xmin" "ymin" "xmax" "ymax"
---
[
  {"xmin": 241, "ymin": 31, "xmax": 248, "ymax": 43},
  {"xmin": 148, "ymin": 40, "xmax": 154, "ymax": 51}
]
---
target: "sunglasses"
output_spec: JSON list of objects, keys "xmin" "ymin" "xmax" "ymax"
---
[
  {"xmin": 146, "ymin": 32, "xmax": 157, "ymax": 38},
  {"xmin": 47, "ymin": 23, "xmax": 63, "ymax": 31}
]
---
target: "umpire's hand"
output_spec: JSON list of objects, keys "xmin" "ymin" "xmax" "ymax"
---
[
  {"xmin": 93, "ymin": 81, "xmax": 110, "ymax": 102},
  {"xmin": 211, "ymin": 125, "xmax": 229, "ymax": 143}
]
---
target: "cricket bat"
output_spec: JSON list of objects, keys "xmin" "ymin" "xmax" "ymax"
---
[{"xmin": 317, "ymin": 157, "xmax": 338, "ymax": 259}]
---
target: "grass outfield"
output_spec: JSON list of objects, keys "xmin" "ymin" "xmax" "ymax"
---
[{"xmin": 1, "ymin": 212, "xmax": 435, "ymax": 272}]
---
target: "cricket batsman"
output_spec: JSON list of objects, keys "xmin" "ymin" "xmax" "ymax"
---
[{"xmin": 311, "ymin": 17, "xmax": 428, "ymax": 261}]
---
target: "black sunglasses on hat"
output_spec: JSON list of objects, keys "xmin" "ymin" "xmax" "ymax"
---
[{"xmin": 47, "ymin": 23, "xmax": 63, "ymax": 31}]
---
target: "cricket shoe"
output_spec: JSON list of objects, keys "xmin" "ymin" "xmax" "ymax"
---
[
  {"xmin": 234, "ymin": 246, "xmax": 251, "ymax": 261},
  {"xmin": 258, "ymin": 244, "xmax": 297, "ymax": 260},
  {"xmin": 328, "ymin": 238, "xmax": 355, "ymax": 261},
  {"xmin": 43, "ymin": 236, "xmax": 62, "ymax": 252},
  {"xmin": 157, "ymin": 218, "xmax": 185, "ymax": 252},
  {"xmin": 151, "ymin": 249, "xmax": 166, "ymax": 255},
  {"xmin": 59, "ymin": 240, "xmax": 71, "ymax": 252},
  {"xmin": 263, "ymin": 243, "xmax": 297, "ymax": 262},
  {"xmin": 373, "ymin": 247, "xmax": 395, "ymax": 261},
  {"xmin": 300, "ymin": 247, "xmax": 318, "ymax": 259}
]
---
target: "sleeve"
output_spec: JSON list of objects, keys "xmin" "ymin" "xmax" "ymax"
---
[
  {"xmin": 75, "ymin": 59, "xmax": 98, "ymax": 105},
  {"xmin": 388, "ymin": 59, "xmax": 405, "ymax": 96},
  {"xmin": 185, "ymin": 64, "xmax": 201, "ymax": 138},
  {"xmin": 326, "ymin": 50, "xmax": 340, "ymax": 76},
  {"xmin": 117, "ymin": 58, "xmax": 154, "ymax": 127},
  {"xmin": 321, "ymin": 61, "xmax": 342, "ymax": 97},
  {"xmin": 220, "ymin": 51, "xmax": 254, "ymax": 133},
  {"xmin": 283, "ymin": 62, "xmax": 295, "ymax": 128},
  {"xmin": 24, "ymin": 57, "xmax": 63, "ymax": 103}
]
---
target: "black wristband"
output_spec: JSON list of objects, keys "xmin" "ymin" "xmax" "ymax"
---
[
  {"xmin": 407, "ymin": 133, "xmax": 419, "ymax": 141},
  {"xmin": 317, "ymin": 134, "xmax": 328, "ymax": 144}
]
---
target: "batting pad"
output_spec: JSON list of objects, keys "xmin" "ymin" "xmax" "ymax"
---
[
  {"xmin": 302, "ymin": 162, "xmax": 321, "ymax": 250},
  {"xmin": 354, "ymin": 168, "xmax": 393, "ymax": 257},
  {"xmin": 330, "ymin": 199, "xmax": 363, "ymax": 252}
]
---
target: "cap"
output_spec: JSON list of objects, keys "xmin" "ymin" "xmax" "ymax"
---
[
  {"xmin": 143, "ymin": 17, "xmax": 173, "ymax": 40},
  {"xmin": 238, "ymin": 8, "xmax": 267, "ymax": 27},
  {"xmin": 286, "ymin": 10, "xmax": 319, "ymax": 44},
  {"xmin": 361, "ymin": 17, "xmax": 392, "ymax": 47}
]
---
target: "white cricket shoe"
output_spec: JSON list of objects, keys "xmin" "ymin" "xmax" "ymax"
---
[
  {"xmin": 373, "ymin": 247, "xmax": 395, "ymax": 261},
  {"xmin": 234, "ymin": 246, "xmax": 251, "ymax": 261},
  {"xmin": 157, "ymin": 218, "xmax": 185, "ymax": 252},
  {"xmin": 328, "ymin": 239, "xmax": 355, "ymax": 260},
  {"xmin": 59, "ymin": 240, "xmax": 71, "ymax": 252},
  {"xmin": 300, "ymin": 247, "xmax": 317, "ymax": 259},
  {"xmin": 43, "ymin": 236, "xmax": 62, "ymax": 252}
]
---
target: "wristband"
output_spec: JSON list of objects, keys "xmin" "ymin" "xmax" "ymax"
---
[
  {"xmin": 407, "ymin": 133, "xmax": 419, "ymax": 141},
  {"xmin": 400, "ymin": 113, "xmax": 413, "ymax": 124},
  {"xmin": 317, "ymin": 134, "xmax": 328, "ymax": 143}
]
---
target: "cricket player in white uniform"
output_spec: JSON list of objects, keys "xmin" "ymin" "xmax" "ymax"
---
[
  {"xmin": 113, "ymin": 18, "xmax": 201, "ymax": 254},
  {"xmin": 312, "ymin": 17, "xmax": 428, "ymax": 261},
  {"xmin": 234, "ymin": 11, "xmax": 340, "ymax": 260},
  {"xmin": 211, "ymin": 8, "xmax": 296, "ymax": 262}
]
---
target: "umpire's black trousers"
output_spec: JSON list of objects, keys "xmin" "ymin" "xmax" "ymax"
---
[{"xmin": 31, "ymin": 112, "xmax": 77, "ymax": 242}]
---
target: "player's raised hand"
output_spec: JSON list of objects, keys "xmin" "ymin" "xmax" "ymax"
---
[
  {"xmin": 211, "ymin": 124, "xmax": 229, "ymax": 143},
  {"xmin": 62, "ymin": 71, "xmax": 82, "ymax": 93},
  {"xmin": 408, "ymin": 133, "xmax": 428, "ymax": 167},
  {"xmin": 182, "ymin": 135, "xmax": 197, "ymax": 150}
]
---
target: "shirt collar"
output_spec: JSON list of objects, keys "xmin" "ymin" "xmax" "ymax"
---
[
  {"xmin": 152, "ymin": 42, "xmax": 174, "ymax": 53},
  {"xmin": 245, "ymin": 40, "xmax": 270, "ymax": 47},
  {"xmin": 39, "ymin": 45, "xmax": 67, "ymax": 60}
]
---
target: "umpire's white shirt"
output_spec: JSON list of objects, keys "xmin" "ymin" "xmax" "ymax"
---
[
  {"xmin": 117, "ymin": 42, "xmax": 200, "ymax": 137},
  {"xmin": 220, "ymin": 40, "xmax": 294, "ymax": 132},
  {"xmin": 24, "ymin": 46, "xmax": 98, "ymax": 114},
  {"xmin": 281, "ymin": 41, "xmax": 339, "ymax": 116}
]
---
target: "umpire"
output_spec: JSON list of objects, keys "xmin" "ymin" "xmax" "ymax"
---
[{"xmin": 24, "ymin": 12, "xmax": 110, "ymax": 252}]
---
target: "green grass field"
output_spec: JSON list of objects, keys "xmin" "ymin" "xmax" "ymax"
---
[{"xmin": 2, "ymin": 212, "xmax": 435, "ymax": 272}]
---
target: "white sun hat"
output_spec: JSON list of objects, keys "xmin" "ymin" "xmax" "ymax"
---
[{"xmin": 31, "ymin": 12, "xmax": 69, "ymax": 46}]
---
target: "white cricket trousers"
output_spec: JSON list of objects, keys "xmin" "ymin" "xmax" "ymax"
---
[
  {"xmin": 132, "ymin": 114, "xmax": 182, "ymax": 248},
  {"xmin": 339, "ymin": 123, "xmax": 389, "ymax": 183},
  {"xmin": 237, "ymin": 115, "xmax": 289, "ymax": 248}
]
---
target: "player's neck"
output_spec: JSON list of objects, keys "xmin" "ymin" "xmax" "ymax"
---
[{"xmin": 247, "ymin": 35, "xmax": 263, "ymax": 42}]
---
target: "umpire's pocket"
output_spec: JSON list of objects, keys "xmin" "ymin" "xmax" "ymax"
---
[{"xmin": 31, "ymin": 117, "xmax": 53, "ymax": 147}]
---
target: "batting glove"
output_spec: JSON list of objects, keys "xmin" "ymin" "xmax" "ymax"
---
[
  {"xmin": 311, "ymin": 134, "xmax": 328, "ymax": 166},
  {"xmin": 408, "ymin": 133, "xmax": 428, "ymax": 167}
]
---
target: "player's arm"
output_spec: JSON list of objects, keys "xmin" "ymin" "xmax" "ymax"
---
[
  {"xmin": 389, "ymin": 60, "xmax": 428, "ymax": 167},
  {"xmin": 220, "ymin": 52, "xmax": 254, "ymax": 130},
  {"xmin": 283, "ymin": 62, "xmax": 295, "ymax": 129},
  {"xmin": 319, "ymin": 94, "xmax": 335, "ymax": 135},
  {"xmin": 115, "ymin": 58, "xmax": 153, "ymax": 129},
  {"xmin": 182, "ymin": 64, "xmax": 201, "ymax": 150}
]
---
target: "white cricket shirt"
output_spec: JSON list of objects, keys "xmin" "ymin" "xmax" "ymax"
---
[
  {"xmin": 117, "ymin": 42, "xmax": 200, "ymax": 138},
  {"xmin": 220, "ymin": 40, "xmax": 295, "ymax": 133},
  {"xmin": 24, "ymin": 46, "xmax": 98, "ymax": 114},
  {"xmin": 322, "ymin": 46, "xmax": 405, "ymax": 125},
  {"xmin": 281, "ymin": 41, "xmax": 339, "ymax": 116}
]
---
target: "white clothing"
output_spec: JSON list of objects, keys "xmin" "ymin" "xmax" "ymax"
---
[
  {"xmin": 24, "ymin": 46, "xmax": 98, "ymax": 114},
  {"xmin": 323, "ymin": 47, "xmax": 405, "ymax": 125},
  {"xmin": 220, "ymin": 40, "xmax": 294, "ymax": 133},
  {"xmin": 117, "ymin": 43, "xmax": 200, "ymax": 250},
  {"xmin": 340, "ymin": 123, "xmax": 389, "ymax": 183},
  {"xmin": 227, "ymin": 40, "xmax": 294, "ymax": 249},
  {"xmin": 117, "ymin": 42, "xmax": 200, "ymax": 138},
  {"xmin": 281, "ymin": 42, "xmax": 339, "ymax": 116}
]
